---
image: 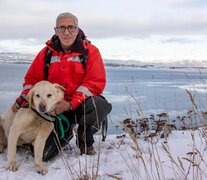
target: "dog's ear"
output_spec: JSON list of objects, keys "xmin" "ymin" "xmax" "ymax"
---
[
  {"xmin": 54, "ymin": 84, "xmax": 66, "ymax": 92},
  {"xmin": 26, "ymin": 89, "xmax": 34, "ymax": 107}
]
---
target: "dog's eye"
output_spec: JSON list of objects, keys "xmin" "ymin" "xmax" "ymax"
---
[
  {"xmin": 47, "ymin": 94, "xmax": 52, "ymax": 98},
  {"xmin": 36, "ymin": 94, "xmax": 40, "ymax": 98}
]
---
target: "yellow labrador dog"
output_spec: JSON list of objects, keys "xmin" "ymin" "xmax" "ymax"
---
[{"xmin": 0, "ymin": 81, "xmax": 65, "ymax": 175}]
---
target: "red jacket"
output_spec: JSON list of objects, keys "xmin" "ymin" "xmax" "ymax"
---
[{"xmin": 21, "ymin": 32, "xmax": 106, "ymax": 110}]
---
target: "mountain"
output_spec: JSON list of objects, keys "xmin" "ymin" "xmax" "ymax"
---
[
  {"xmin": 104, "ymin": 59, "xmax": 207, "ymax": 70},
  {"xmin": 0, "ymin": 52, "xmax": 207, "ymax": 70},
  {"xmin": 0, "ymin": 52, "xmax": 34, "ymax": 64}
]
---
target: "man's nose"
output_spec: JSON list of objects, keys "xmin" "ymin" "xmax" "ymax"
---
[{"xmin": 63, "ymin": 28, "xmax": 72, "ymax": 35}]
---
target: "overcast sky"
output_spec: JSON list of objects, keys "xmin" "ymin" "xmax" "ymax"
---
[{"xmin": 1, "ymin": 0, "xmax": 207, "ymax": 62}]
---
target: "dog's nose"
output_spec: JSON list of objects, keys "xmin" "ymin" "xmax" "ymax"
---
[{"xmin": 38, "ymin": 103, "xmax": 46, "ymax": 112}]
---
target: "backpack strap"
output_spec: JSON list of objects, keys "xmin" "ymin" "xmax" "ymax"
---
[
  {"xmin": 44, "ymin": 48, "xmax": 53, "ymax": 80},
  {"xmin": 79, "ymin": 49, "xmax": 88, "ymax": 66}
]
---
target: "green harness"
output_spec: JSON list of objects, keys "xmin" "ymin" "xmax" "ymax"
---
[{"xmin": 55, "ymin": 114, "xmax": 71, "ymax": 139}]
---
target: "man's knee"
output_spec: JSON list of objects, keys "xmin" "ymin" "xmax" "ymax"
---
[{"xmin": 85, "ymin": 96, "xmax": 112, "ymax": 115}]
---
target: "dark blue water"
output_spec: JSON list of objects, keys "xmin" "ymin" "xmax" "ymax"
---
[{"xmin": 1, "ymin": 63, "xmax": 207, "ymax": 134}]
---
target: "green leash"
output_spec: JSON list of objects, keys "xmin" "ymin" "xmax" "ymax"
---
[{"xmin": 55, "ymin": 114, "xmax": 70, "ymax": 139}]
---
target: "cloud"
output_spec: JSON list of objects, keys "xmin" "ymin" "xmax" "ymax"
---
[
  {"xmin": 2, "ymin": 13, "xmax": 207, "ymax": 41},
  {"xmin": 160, "ymin": 0, "xmax": 207, "ymax": 7},
  {"xmin": 1, "ymin": 0, "xmax": 207, "ymax": 41},
  {"xmin": 1, "ymin": 0, "xmax": 207, "ymax": 59},
  {"xmin": 82, "ymin": 13, "xmax": 207, "ymax": 39},
  {"xmin": 0, "ymin": 38, "xmax": 45, "ymax": 53},
  {"xmin": 161, "ymin": 38, "xmax": 196, "ymax": 44}
]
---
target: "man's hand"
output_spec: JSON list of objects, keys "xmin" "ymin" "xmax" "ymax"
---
[
  {"xmin": 11, "ymin": 102, "xmax": 19, "ymax": 112},
  {"xmin": 54, "ymin": 100, "xmax": 71, "ymax": 115},
  {"xmin": 11, "ymin": 95, "xmax": 29, "ymax": 112}
]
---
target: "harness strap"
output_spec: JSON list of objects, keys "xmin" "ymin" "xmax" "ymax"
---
[
  {"xmin": 31, "ymin": 107, "xmax": 71, "ymax": 139},
  {"xmin": 55, "ymin": 114, "xmax": 71, "ymax": 139},
  {"xmin": 31, "ymin": 107, "xmax": 56, "ymax": 122}
]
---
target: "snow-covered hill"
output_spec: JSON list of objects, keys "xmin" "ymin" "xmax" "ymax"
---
[
  {"xmin": 0, "ymin": 52, "xmax": 34, "ymax": 64},
  {"xmin": 104, "ymin": 59, "xmax": 207, "ymax": 70},
  {"xmin": 1, "ymin": 52, "xmax": 207, "ymax": 70}
]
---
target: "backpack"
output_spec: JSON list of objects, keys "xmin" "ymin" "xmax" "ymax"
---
[
  {"xmin": 43, "ymin": 47, "xmax": 108, "ymax": 142},
  {"xmin": 43, "ymin": 47, "xmax": 88, "ymax": 80}
]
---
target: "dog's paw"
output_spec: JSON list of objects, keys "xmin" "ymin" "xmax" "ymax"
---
[
  {"xmin": 6, "ymin": 161, "xmax": 19, "ymax": 172},
  {"xmin": 36, "ymin": 165, "xmax": 48, "ymax": 175}
]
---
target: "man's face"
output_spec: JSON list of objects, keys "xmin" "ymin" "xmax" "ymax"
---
[{"xmin": 55, "ymin": 17, "xmax": 79, "ymax": 50}]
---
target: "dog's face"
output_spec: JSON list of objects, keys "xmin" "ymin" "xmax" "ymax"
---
[{"xmin": 26, "ymin": 81, "xmax": 65, "ymax": 113}]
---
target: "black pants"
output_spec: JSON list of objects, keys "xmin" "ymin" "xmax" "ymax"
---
[{"xmin": 42, "ymin": 96, "xmax": 112, "ymax": 161}]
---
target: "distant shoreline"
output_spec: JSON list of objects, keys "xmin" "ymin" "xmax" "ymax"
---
[
  {"xmin": 1, "ymin": 52, "xmax": 207, "ymax": 71},
  {"xmin": 1, "ymin": 61, "xmax": 207, "ymax": 72}
]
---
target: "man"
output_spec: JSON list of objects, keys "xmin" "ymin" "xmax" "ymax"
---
[{"xmin": 12, "ymin": 12, "xmax": 112, "ymax": 160}]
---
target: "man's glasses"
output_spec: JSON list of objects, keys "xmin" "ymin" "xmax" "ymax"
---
[{"xmin": 55, "ymin": 25, "xmax": 77, "ymax": 33}]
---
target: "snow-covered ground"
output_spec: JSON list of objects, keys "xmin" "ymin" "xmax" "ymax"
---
[{"xmin": 0, "ymin": 129, "xmax": 207, "ymax": 180}]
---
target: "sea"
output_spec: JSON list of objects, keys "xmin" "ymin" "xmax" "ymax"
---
[{"xmin": 1, "ymin": 63, "xmax": 207, "ymax": 134}]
